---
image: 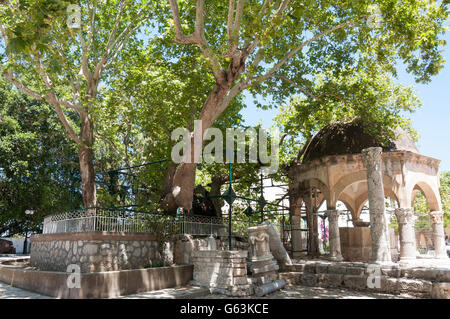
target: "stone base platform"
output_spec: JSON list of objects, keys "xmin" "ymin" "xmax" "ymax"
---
[
  {"xmin": 0, "ymin": 258, "xmax": 193, "ymax": 298},
  {"xmin": 282, "ymin": 259, "xmax": 450, "ymax": 298}
]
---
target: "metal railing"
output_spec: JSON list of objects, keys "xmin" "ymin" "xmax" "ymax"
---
[
  {"xmin": 43, "ymin": 209, "xmax": 158, "ymax": 234},
  {"xmin": 42, "ymin": 208, "xmax": 294, "ymax": 246},
  {"xmin": 42, "ymin": 209, "xmax": 228, "ymax": 236}
]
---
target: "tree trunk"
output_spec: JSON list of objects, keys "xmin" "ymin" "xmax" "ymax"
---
[
  {"xmin": 163, "ymin": 52, "xmax": 247, "ymax": 213},
  {"xmin": 78, "ymin": 114, "xmax": 97, "ymax": 209},
  {"xmin": 164, "ymin": 83, "xmax": 230, "ymax": 212},
  {"xmin": 210, "ymin": 174, "xmax": 227, "ymax": 217}
]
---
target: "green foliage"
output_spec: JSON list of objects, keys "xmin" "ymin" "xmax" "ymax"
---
[
  {"xmin": 0, "ymin": 79, "xmax": 80, "ymax": 235},
  {"xmin": 274, "ymin": 67, "xmax": 421, "ymax": 166},
  {"xmin": 94, "ymin": 39, "xmax": 249, "ymax": 209},
  {"xmin": 1, "ymin": 1, "xmax": 448, "ymax": 218},
  {"xmin": 143, "ymin": 214, "xmax": 180, "ymax": 265}
]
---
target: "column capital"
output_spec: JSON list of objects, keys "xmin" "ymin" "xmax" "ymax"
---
[
  {"xmin": 394, "ymin": 207, "xmax": 416, "ymax": 224},
  {"xmin": 325, "ymin": 209, "xmax": 342, "ymax": 220},
  {"xmin": 362, "ymin": 147, "xmax": 382, "ymax": 169},
  {"xmin": 430, "ymin": 211, "xmax": 444, "ymax": 224}
]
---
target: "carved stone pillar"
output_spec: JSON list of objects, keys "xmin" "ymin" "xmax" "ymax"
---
[
  {"xmin": 248, "ymin": 225, "xmax": 279, "ymax": 285},
  {"xmin": 362, "ymin": 147, "xmax": 392, "ymax": 264},
  {"xmin": 430, "ymin": 211, "xmax": 448, "ymax": 259},
  {"xmin": 290, "ymin": 215, "xmax": 303, "ymax": 258},
  {"xmin": 248, "ymin": 225, "xmax": 272, "ymax": 261},
  {"xmin": 325, "ymin": 210, "xmax": 343, "ymax": 261},
  {"xmin": 394, "ymin": 208, "xmax": 417, "ymax": 262}
]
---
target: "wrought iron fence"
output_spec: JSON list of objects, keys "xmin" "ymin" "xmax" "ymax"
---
[
  {"xmin": 43, "ymin": 208, "xmax": 229, "ymax": 236},
  {"xmin": 42, "ymin": 208, "xmax": 292, "ymax": 243},
  {"xmin": 43, "ymin": 208, "xmax": 158, "ymax": 234}
]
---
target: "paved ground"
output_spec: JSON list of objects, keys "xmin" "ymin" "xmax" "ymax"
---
[
  {"xmin": 0, "ymin": 282, "xmax": 417, "ymax": 299},
  {"xmin": 194, "ymin": 286, "xmax": 417, "ymax": 299},
  {"xmin": 0, "ymin": 281, "xmax": 51, "ymax": 299},
  {"xmin": 0, "ymin": 255, "xmax": 419, "ymax": 299}
]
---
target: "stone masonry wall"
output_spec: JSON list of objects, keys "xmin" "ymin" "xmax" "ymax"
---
[
  {"xmin": 340, "ymin": 227, "xmax": 399, "ymax": 262},
  {"xmin": 281, "ymin": 260, "xmax": 450, "ymax": 298},
  {"xmin": 30, "ymin": 232, "xmax": 162, "ymax": 273}
]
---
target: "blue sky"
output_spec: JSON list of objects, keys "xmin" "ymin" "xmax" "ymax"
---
[{"xmin": 241, "ymin": 32, "xmax": 450, "ymax": 172}]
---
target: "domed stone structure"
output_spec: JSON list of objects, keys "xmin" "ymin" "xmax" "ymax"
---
[
  {"xmin": 287, "ymin": 120, "xmax": 446, "ymax": 263},
  {"xmin": 302, "ymin": 121, "xmax": 419, "ymax": 163}
]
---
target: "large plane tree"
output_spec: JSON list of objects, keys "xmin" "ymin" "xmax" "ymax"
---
[{"xmin": 161, "ymin": 0, "xmax": 448, "ymax": 211}]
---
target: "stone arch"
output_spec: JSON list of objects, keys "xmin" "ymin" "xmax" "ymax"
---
[
  {"xmin": 333, "ymin": 171, "xmax": 400, "ymax": 206},
  {"xmin": 352, "ymin": 187, "xmax": 400, "ymax": 220},
  {"xmin": 337, "ymin": 192, "xmax": 356, "ymax": 220},
  {"xmin": 409, "ymin": 181, "xmax": 441, "ymax": 212},
  {"xmin": 301, "ymin": 178, "xmax": 331, "ymax": 206},
  {"xmin": 333, "ymin": 171, "xmax": 367, "ymax": 203}
]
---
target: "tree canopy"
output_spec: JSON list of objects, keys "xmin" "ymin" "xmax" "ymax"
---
[{"xmin": 0, "ymin": 1, "xmax": 448, "ymax": 227}]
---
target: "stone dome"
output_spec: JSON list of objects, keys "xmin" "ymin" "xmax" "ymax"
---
[{"xmin": 302, "ymin": 120, "xmax": 419, "ymax": 163}]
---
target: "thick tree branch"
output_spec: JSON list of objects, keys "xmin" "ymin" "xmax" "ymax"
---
[
  {"xmin": 275, "ymin": 0, "xmax": 291, "ymax": 15},
  {"xmin": 2, "ymin": 70, "xmax": 44, "ymax": 101},
  {"xmin": 227, "ymin": 0, "xmax": 235, "ymax": 40},
  {"xmin": 4, "ymin": 71, "xmax": 82, "ymax": 145},
  {"xmin": 91, "ymin": 0, "xmax": 128, "ymax": 89},
  {"xmin": 225, "ymin": 0, "xmax": 246, "ymax": 57},
  {"xmin": 169, "ymin": 0, "xmax": 223, "ymax": 79},
  {"xmin": 34, "ymin": 54, "xmax": 85, "ymax": 115},
  {"xmin": 214, "ymin": 78, "xmax": 247, "ymax": 119},
  {"xmin": 50, "ymin": 100, "xmax": 82, "ymax": 146}
]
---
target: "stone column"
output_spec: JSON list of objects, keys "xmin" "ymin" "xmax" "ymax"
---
[
  {"xmin": 430, "ymin": 211, "xmax": 448, "ymax": 259},
  {"xmin": 291, "ymin": 215, "xmax": 303, "ymax": 258},
  {"xmin": 304, "ymin": 196, "xmax": 320, "ymax": 256},
  {"xmin": 362, "ymin": 147, "xmax": 392, "ymax": 264},
  {"xmin": 311, "ymin": 208, "xmax": 320, "ymax": 256},
  {"xmin": 325, "ymin": 210, "xmax": 343, "ymax": 261},
  {"xmin": 394, "ymin": 208, "xmax": 417, "ymax": 262}
]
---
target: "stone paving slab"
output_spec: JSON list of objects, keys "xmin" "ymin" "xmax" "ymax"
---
[
  {"xmin": 194, "ymin": 285, "xmax": 419, "ymax": 299},
  {"xmin": 117, "ymin": 285, "xmax": 210, "ymax": 299},
  {"xmin": 0, "ymin": 281, "xmax": 418, "ymax": 299},
  {"xmin": 0, "ymin": 281, "xmax": 52, "ymax": 299}
]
